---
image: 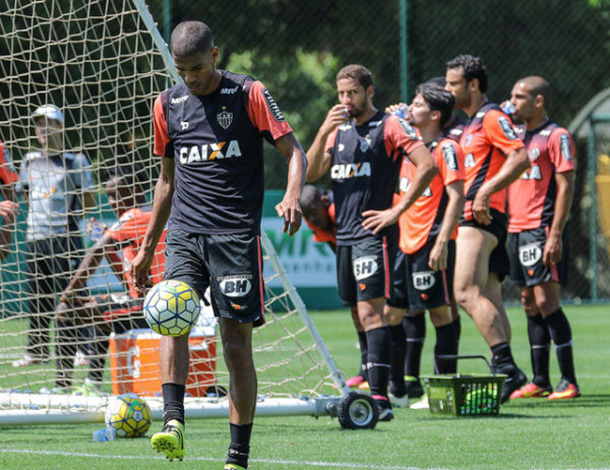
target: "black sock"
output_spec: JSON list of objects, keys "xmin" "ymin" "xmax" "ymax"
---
[
  {"xmin": 162, "ymin": 383, "xmax": 186, "ymax": 425},
  {"xmin": 452, "ymin": 316, "xmax": 461, "ymax": 349},
  {"xmin": 527, "ymin": 314, "xmax": 551, "ymax": 387},
  {"xmin": 403, "ymin": 314, "xmax": 425, "ymax": 378},
  {"xmin": 227, "ymin": 422, "xmax": 252, "ymax": 469},
  {"xmin": 491, "ymin": 342, "xmax": 516, "ymax": 371},
  {"xmin": 388, "ymin": 325, "xmax": 406, "ymax": 396},
  {"xmin": 434, "ymin": 323, "xmax": 458, "ymax": 374},
  {"xmin": 357, "ymin": 331, "xmax": 369, "ymax": 380},
  {"xmin": 365, "ymin": 326, "xmax": 391, "ymax": 397},
  {"xmin": 545, "ymin": 308, "xmax": 576, "ymax": 384}
]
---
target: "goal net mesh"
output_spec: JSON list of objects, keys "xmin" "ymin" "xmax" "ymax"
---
[{"xmin": 0, "ymin": 0, "xmax": 340, "ymax": 420}]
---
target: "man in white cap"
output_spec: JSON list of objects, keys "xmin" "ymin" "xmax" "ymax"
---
[{"xmin": 12, "ymin": 104, "xmax": 96, "ymax": 367}]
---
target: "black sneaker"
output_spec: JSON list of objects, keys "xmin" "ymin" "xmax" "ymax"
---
[
  {"xmin": 375, "ymin": 397, "xmax": 394, "ymax": 422},
  {"xmin": 404, "ymin": 378, "xmax": 424, "ymax": 399},
  {"xmin": 497, "ymin": 365, "xmax": 527, "ymax": 404}
]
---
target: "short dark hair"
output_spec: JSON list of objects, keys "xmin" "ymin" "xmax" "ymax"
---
[
  {"xmin": 446, "ymin": 54, "xmax": 488, "ymax": 93},
  {"xmin": 170, "ymin": 21, "xmax": 215, "ymax": 57},
  {"xmin": 336, "ymin": 64, "xmax": 374, "ymax": 90},
  {"xmin": 299, "ymin": 185, "xmax": 323, "ymax": 214},
  {"xmin": 415, "ymin": 83, "xmax": 455, "ymax": 129}
]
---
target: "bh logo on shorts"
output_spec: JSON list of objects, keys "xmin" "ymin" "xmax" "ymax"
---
[
  {"xmin": 218, "ymin": 275, "xmax": 253, "ymax": 297},
  {"xmin": 353, "ymin": 256, "xmax": 379, "ymax": 281},
  {"xmin": 519, "ymin": 243, "xmax": 542, "ymax": 267},
  {"xmin": 412, "ymin": 271, "xmax": 436, "ymax": 290}
]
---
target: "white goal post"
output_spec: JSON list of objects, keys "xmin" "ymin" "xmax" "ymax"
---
[{"xmin": 0, "ymin": 0, "xmax": 377, "ymax": 430}]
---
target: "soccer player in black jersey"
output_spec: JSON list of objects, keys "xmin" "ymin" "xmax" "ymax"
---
[
  {"xmin": 306, "ymin": 64, "xmax": 437, "ymax": 421},
  {"xmin": 131, "ymin": 21, "xmax": 306, "ymax": 469}
]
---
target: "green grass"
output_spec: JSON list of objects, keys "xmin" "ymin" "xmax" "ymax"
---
[{"xmin": 1, "ymin": 304, "xmax": 608, "ymax": 469}]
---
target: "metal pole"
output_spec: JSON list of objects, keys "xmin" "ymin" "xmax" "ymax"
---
[
  {"xmin": 399, "ymin": 0, "xmax": 408, "ymax": 103},
  {"xmin": 588, "ymin": 117, "xmax": 598, "ymax": 301}
]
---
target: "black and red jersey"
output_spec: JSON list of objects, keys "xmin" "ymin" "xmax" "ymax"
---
[
  {"xmin": 460, "ymin": 103, "xmax": 524, "ymax": 221},
  {"xmin": 325, "ymin": 112, "xmax": 423, "ymax": 244},
  {"xmin": 508, "ymin": 121, "xmax": 575, "ymax": 232},
  {"xmin": 153, "ymin": 70, "xmax": 293, "ymax": 235}
]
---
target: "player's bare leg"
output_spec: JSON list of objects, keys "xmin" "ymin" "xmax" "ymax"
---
[
  {"xmin": 454, "ymin": 227, "xmax": 507, "ymax": 346},
  {"xmin": 454, "ymin": 226, "xmax": 526, "ymax": 402},
  {"xmin": 220, "ymin": 318, "xmax": 256, "ymax": 468}
]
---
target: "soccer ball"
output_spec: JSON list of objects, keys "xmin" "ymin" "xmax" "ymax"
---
[
  {"xmin": 143, "ymin": 279, "xmax": 201, "ymax": 336},
  {"xmin": 105, "ymin": 393, "xmax": 152, "ymax": 438}
]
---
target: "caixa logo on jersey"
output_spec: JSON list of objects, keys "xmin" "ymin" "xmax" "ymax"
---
[
  {"xmin": 412, "ymin": 271, "xmax": 436, "ymax": 290},
  {"xmin": 519, "ymin": 243, "xmax": 542, "ymax": 267},
  {"xmin": 179, "ymin": 141, "xmax": 242, "ymax": 164},
  {"xmin": 353, "ymin": 256, "xmax": 378, "ymax": 281},
  {"xmin": 218, "ymin": 274, "xmax": 253, "ymax": 297},
  {"xmin": 330, "ymin": 162, "xmax": 371, "ymax": 179}
]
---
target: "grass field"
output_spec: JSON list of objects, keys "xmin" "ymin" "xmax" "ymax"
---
[{"xmin": 0, "ymin": 304, "xmax": 608, "ymax": 470}]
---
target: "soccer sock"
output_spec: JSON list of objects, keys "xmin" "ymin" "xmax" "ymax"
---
[
  {"xmin": 402, "ymin": 314, "xmax": 426, "ymax": 378},
  {"xmin": 227, "ymin": 422, "xmax": 252, "ymax": 469},
  {"xmin": 491, "ymin": 342, "xmax": 517, "ymax": 371},
  {"xmin": 357, "ymin": 331, "xmax": 369, "ymax": 380},
  {"xmin": 162, "ymin": 383, "xmax": 186, "ymax": 425},
  {"xmin": 544, "ymin": 308, "xmax": 577, "ymax": 384},
  {"xmin": 434, "ymin": 323, "xmax": 458, "ymax": 374},
  {"xmin": 55, "ymin": 319, "xmax": 78, "ymax": 389},
  {"xmin": 527, "ymin": 314, "xmax": 551, "ymax": 387},
  {"xmin": 388, "ymin": 324, "xmax": 406, "ymax": 396},
  {"xmin": 365, "ymin": 326, "xmax": 391, "ymax": 397}
]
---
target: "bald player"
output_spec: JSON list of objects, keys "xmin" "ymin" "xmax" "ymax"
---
[{"xmin": 506, "ymin": 76, "xmax": 579, "ymax": 401}]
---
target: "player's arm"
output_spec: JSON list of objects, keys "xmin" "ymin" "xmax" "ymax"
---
[
  {"xmin": 362, "ymin": 146, "xmax": 438, "ymax": 233},
  {"xmin": 274, "ymin": 132, "xmax": 306, "ymax": 236},
  {"xmin": 473, "ymin": 146, "xmax": 529, "ymax": 225},
  {"xmin": 306, "ymin": 105, "xmax": 348, "ymax": 182},
  {"xmin": 130, "ymin": 156, "xmax": 175, "ymax": 292},
  {"xmin": 543, "ymin": 170, "xmax": 574, "ymax": 266},
  {"xmin": 429, "ymin": 180, "xmax": 464, "ymax": 271}
]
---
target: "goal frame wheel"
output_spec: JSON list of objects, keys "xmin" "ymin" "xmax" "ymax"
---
[{"xmin": 337, "ymin": 392, "xmax": 379, "ymax": 430}]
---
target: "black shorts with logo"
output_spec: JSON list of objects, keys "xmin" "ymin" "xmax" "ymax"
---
[
  {"xmin": 508, "ymin": 227, "xmax": 569, "ymax": 287},
  {"xmin": 389, "ymin": 240, "xmax": 455, "ymax": 311},
  {"xmin": 460, "ymin": 208, "xmax": 509, "ymax": 279},
  {"xmin": 336, "ymin": 234, "xmax": 397, "ymax": 307},
  {"xmin": 164, "ymin": 230, "xmax": 265, "ymax": 326}
]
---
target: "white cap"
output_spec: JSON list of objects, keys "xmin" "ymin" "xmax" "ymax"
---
[{"xmin": 32, "ymin": 104, "xmax": 64, "ymax": 124}]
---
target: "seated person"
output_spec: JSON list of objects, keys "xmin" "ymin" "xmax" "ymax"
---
[{"xmin": 49, "ymin": 169, "xmax": 166, "ymax": 394}]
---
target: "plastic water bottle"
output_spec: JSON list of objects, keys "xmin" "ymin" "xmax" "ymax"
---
[
  {"xmin": 500, "ymin": 100, "xmax": 516, "ymax": 115},
  {"xmin": 90, "ymin": 220, "xmax": 104, "ymax": 242},
  {"xmin": 92, "ymin": 426, "xmax": 116, "ymax": 442},
  {"xmin": 392, "ymin": 104, "xmax": 411, "ymax": 120}
]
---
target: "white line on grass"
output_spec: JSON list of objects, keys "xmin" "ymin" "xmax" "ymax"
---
[{"xmin": 0, "ymin": 448, "xmax": 421, "ymax": 469}]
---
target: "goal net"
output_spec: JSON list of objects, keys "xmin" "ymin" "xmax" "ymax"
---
[{"xmin": 0, "ymin": 0, "xmax": 363, "ymax": 427}]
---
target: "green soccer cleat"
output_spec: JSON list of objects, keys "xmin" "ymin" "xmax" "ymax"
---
[
  {"xmin": 151, "ymin": 419, "xmax": 185, "ymax": 462},
  {"xmin": 224, "ymin": 465, "xmax": 246, "ymax": 470}
]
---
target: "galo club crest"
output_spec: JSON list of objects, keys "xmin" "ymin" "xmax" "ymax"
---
[{"xmin": 217, "ymin": 110, "xmax": 233, "ymax": 129}]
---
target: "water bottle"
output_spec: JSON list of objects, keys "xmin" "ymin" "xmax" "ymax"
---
[
  {"xmin": 90, "ymin": 220, "xmax": 104, "ymax": 242},
  {"xmin": 92, "ymin": 426, "xmax": 116, "ymax": 442},
  {"xmin": 392, "ymin": 104, "xmax": 411, "ymax": 120},
  {"xmin": 500, "ymin": 100, "xmax": 516, "ymax": 115}
]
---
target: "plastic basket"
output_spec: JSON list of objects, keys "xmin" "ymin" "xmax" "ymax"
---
[{"xmin": 422, "ymin": 355, "xmax": 507, "ymax": 416}]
